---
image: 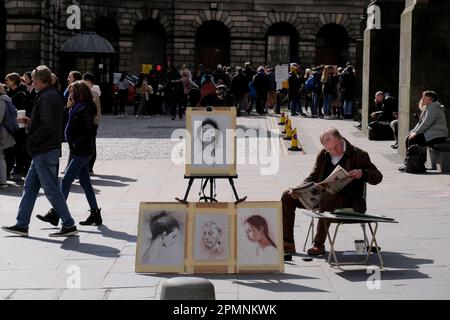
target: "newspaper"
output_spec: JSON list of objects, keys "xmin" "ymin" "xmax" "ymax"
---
[{"xmin": 292, "ymin": 165, "xmax": 354, "ymax": 211}]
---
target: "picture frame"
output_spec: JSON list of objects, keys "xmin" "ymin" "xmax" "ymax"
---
[
  {"xmin": 236, "ymin": 201, "xmax": 284, "ymax": 273},
  {"xmin": 135, "ymin": 202, "xmax": 187, "ymax": 273},
  {"xmin": 135, "ymin": 201, "xmax": 283, "ymax": 274},
  {"xmin": 187, "ymin": 202, "xmax": 235, "ymax": 274},
  {"xmin": 185, "ymin": 107, "xmax": 237, "ymax": 177}
]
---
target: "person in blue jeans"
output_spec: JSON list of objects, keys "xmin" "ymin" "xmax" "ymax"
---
[
  {"xmin": 37, "ymin": 80, "xmax": 103, "ymax": 227},
  {"xmin": 2, "ymin": 65, "xmax": 78, "ymax": 237}
]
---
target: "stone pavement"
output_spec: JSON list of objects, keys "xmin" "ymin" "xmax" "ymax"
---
[{"xmin": 0, "ymin": 113, "xmax": 449, "ymax": 300}]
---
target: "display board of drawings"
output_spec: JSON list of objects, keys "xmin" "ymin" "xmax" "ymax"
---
[
  {"xmin": 292, "ymin": 165, "xmax": 353, "ymax": 212},
  {"xmin": 135, "ymin": 202, "xmax": 284, "ymax": 274}
]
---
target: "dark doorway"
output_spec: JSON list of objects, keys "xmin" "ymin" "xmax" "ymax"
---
[
  {"xmin": 0, "ymin": 0, "xmax": 6, "ymax": 79},
  {"xmin": 196, "ymin": 21, "xmax": 230, "ymax": 71},
  {"xmin": 315, "ymin": 24, "xmax": 349, "ymax": 67},
  {"xmin": 266, "ymin": 22, "xmax": 299, "ymax": 66},
  {"xmin": 132, "ymin": 19, "xmax": 166, "ymax": 75},
  {"xmin": 94, "ymin": 17, "xmax": 120, "ymax": 52},
  {"xmin": 94, "ymin": 17, "xmax": 120, "ymax": 79}
]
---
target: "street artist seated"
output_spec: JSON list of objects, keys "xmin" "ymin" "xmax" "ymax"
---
[{"xmin": 281, "ymin": 128, "xmax": 383, "ymax": 256}]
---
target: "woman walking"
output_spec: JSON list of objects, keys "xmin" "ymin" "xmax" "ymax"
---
[{"xmin": 37, "ymin": 80, "xmax": 102, "ymax": 226}]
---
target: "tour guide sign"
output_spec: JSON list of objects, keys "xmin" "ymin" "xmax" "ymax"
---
[{"xmin": 185, "ymin": 107, "xmax": 237, "ymax": 177}]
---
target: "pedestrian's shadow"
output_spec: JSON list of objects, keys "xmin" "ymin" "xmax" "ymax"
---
[
  {"xmin": 0, "ymin": 183, "xmax": 30, "ymax": 198},
  {"xmin": 68, "ymin": 174, "xmax": 138, "ymax": 193},
  {"xmin": 78, "ymin": 225, "xmax": 137, "ymax": 243},
  {"xmin": 6, "ymin": 235, "xmax": 122, "ymax": 258},
  {"xmin": 92, "ymin": 174, "xmax": 138, "ymax": 183}
]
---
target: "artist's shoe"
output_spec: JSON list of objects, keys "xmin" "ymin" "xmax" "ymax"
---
[
  {"xmin": 391, "ymin": 144, "xmax": 398, "ymax": 149},
  {"xmin": 283, "ymin": 241, "xmax": 296, "ymax": 254},
  {"xmin": 284, "ymin": 253, "xmax": 293, "ymax": 261},
  {"xmin": 398, "ymin": 166, "xmax": 406, "ymax": 172},
  {"xmin": 307, "ymin": 245, "xmax": 325, "ymax": 256}
]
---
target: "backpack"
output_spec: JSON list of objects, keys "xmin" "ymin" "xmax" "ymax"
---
[
  {"xmin": 1, "ymin": 98, "xmax": 19, "ymax": 135},
  {"xmin": 304, "ymin": 75, "xmax": 315, "ymax": 92},
  {"xmin": 404, "ymin": 144, "xmax": 427, "ymax": 173},
  {"xmin": 368, "ymin": 121, "xmax": 395, "ymax": 141}
]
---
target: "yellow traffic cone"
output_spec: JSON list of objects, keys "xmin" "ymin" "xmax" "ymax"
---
[
  {"xmin": 288, "ymin": 128, "xmax": 302, "ymax": 151},
  {"xmin": 279, "ymin": 112, "xmax": 285, "ymax": 125},
  {"xmin": 284, "ymin": 122, "xmax": 293, "ymax": 140},
  {"xmin": 282, "ymin": 118, "xmax": 289, "ymax": 134}
]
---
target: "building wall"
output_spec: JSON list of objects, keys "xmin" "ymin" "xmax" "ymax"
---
[{"xmin": 3, "ymin": 0, "xmax": 365, "ymax": 76}]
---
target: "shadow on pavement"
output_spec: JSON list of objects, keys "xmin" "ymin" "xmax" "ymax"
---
[
  {"xmin": 333, "ymin": 251, "xmax": 434, "ymax": 281},
  {"xmin": 151, "ymin": 273, "xmax": 327, "ymax": 293},
  {"xmin": 78, "ymin": 225, "xmax": 137, "ymax": 243},
  {"xmin": 0, "ymin": 183, "xmax": 27, "ymax": 198},
  {"xmin": 232, "ymin": 281, "xmax": 328, "ymax": 293},
  {"xmin": 234, "ymin": 273, "xmax": 327, "ymax": 293},
  {"xmin": 15, "ymin": 235, "xmax": 122, "ymax": 258},
  {"xmin": 91, "ymin": 174, "xmax": 138, "ymax": 183}
]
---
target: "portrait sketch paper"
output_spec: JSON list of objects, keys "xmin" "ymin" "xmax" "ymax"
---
[
  {"xmin": 186, "ymin": 108, "xmax": 236, "ymax": 176},
  {"xmin": 237, "ymin": 207, "xmax": 280, "ymax": 266},
  {"xmin": 136, "ymin": 207, "xmax": 185, "ymax": 271},
  {"xmin": 194, "ymin": 214, "xmax": 230, "ymax": 261}
]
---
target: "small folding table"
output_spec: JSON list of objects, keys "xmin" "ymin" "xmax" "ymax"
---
[{"xmin": 303, "ymin": 211, "xmax": 398, "ymax": 271}]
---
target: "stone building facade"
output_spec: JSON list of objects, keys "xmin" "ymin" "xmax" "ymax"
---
[{"xmin": 1, "ymin": 0, "xmax": 366, "ymax": 77}]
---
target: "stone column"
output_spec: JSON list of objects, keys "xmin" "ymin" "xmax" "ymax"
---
[
  {"xmin": 361, "ymin": 0, "xmax": 405, "ymax": 135},
  {"xmin": 398, "ymin": 0, "xmax": 450, "ymax": 155}
]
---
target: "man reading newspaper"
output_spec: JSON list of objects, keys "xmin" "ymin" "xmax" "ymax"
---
[{"xmin": 281, "ymin": 128, "xmax": 382, "ymax": 256}]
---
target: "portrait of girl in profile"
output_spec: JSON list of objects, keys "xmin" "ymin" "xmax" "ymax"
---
[
  {"xmin": 238, "ymin": 208, "xmax": 280, "ymax": 266},
  {"xmin": 192, "ymin": 118, "xmax": 222, "ymax": 166},
  {"xmin": 140, "ymin": 210, "xmax": 185, "ymax": 266}
]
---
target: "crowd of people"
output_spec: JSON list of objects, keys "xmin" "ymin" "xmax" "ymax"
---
[
  {"xmin": 117, "ymin": 61, "xmax": 357, "ymax": 120},
  {"xmin": 1, "ymin": 65, "xmax": 102, "ymax": 237}
]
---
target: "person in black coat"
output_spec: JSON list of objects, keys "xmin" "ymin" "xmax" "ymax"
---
[
  {"xmin": 37, "ymin": 80, "xmax": 102, "ymax": 227},
  {"xmin": 253, "ymin": 66, "xmax": 270, "ymax": 115},
  {"xmin": 230, "ymin": 67, "xmax": 249, "ymax": 115},
  {"xmin": 340, "ymin": 66, "xmax": 355, "ymax": 119}
]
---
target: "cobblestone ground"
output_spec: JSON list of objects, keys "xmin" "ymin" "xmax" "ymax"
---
[{"xmin": 62, "ymin": 113, "xmax": 286, "ymax": 161}]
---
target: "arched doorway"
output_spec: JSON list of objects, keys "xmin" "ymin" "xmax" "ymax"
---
[
  {"xmin": 0, "ymin": 0, "xmax": 6, "ymax": 78},
  {"xmin": 195, "ymin": 21, "xmax": 230, "ymax": 71},
  {"xmin": 315, "ymin": 24, "xmax": 349, "ymax": 66},
  {"xmin": 132, "ymin": 19, "xmax": 166, "ymax": 75},
  {"xmin": 266, "ymin": 22, "xmax": 299, "ymax": 66}
]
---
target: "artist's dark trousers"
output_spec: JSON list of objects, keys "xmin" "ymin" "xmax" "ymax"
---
[{"xmin": 281, "ymin": 189, "xmax": 352, "ymax": 251}]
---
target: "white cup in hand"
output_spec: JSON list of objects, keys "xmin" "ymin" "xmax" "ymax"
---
[{"xmin": 17, "ymin": 110, "xmax": 26, "ymax": 128}]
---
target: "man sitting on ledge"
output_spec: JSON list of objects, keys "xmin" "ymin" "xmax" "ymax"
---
[{"xmin": 281, "ymin": 128, "xmax": 383, "ymax": 256}]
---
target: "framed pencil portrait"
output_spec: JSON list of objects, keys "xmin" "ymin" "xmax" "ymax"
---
[
  {"xmin": 135, "ymin": 203, "xmax": 187, "ymax": 273},
  {"xmin": 236, "ymin": 201, "xmax": 284, "ymax": 273},
  {"xmin": 187, "ymin": 202, "xmax": 235, "ymax": 274},
  {"xmin": 185, "ymin": 107, "xmax": 236, "ymax": 177}
]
